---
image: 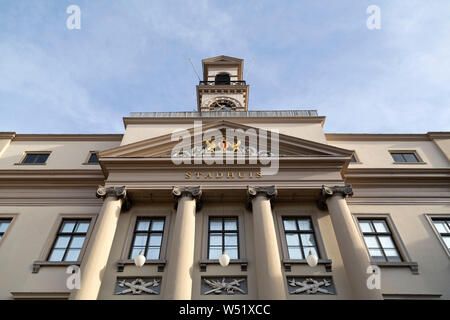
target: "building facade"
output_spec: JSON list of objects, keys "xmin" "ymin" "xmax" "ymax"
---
[{"xmin": 0, "ymin": 56, "xmax": 449, "ymax": 300}]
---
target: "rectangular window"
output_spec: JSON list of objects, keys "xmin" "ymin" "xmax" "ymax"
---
[
  {"xmin": 282, "ymin": 217, "xmax": 320, "ymax": 260},
  {"xmin": 358, "ymin": 219, "xmax": 402, "ymax": 262},
  {"xmin": 87, "ymin": 152, "xmax": 99, "ymax": 164},
  {"xmin": 21, "ymin": 153, "xmax": 50, "ymax": 164},
  {"xmin": 0, "ymin": 219, "xmax": 12, "ymax": 241},
  {"xmin": 432, "ymin": 219, "xmax": 450, "ymax": 251},
  {"xmin": 129, "ymin": 217, "xmax": 165, "ymax": 260},
  {"xmin": 208, "ymin": 217, "xmax": 239, "ymax": 260},
  {"xmin": 390, "ymin": 152, "xmax": 419, "ymax": 163},
  {"xmin": 48, "ymin": 219, "xmax": 91, "ymax": 262}
]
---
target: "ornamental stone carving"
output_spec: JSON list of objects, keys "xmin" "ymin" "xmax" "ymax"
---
[
  {"xmin": 114, "ymin": 277, "xmax": 161, "ymax": 295},
  {"xmin": 96, "ymin": 186, "xmax": 131, "ymax": 211},
  {"xmin": 201, "ymin": 277, "xmax": 248, "ymax": 295},
  {"xmin": 172, "ymin": 186, "xmax": 202, "ymax": 200},
  {"xmin": 247, "ymin": 185, "xmax": 277, "ymax": 199},
  {"xmin": 318, "ymin": 185, "xmax": 353, "ymax": 210},
  {"xmin": 287, "ymin": 276, "xmax": 336, "ymax": 295}
]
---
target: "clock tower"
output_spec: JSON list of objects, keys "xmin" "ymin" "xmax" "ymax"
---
[{"xmin": 196, "ymin": 55, "xmax": 249, "ymax": 112}]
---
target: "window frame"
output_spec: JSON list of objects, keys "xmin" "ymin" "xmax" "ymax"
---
[
  {"xmin": 17, "ymin": 151, "xmax": 51, "ymax": 165},
  {"xmin": 0, "ymin": 214, "xmax": 18, "ymax": 247},
  {"xmin": 207, "ymin": 216, "xmax": 240, "ymax": 260},
  {"xmin": 117, "ymin": 208, "xmax": 171, "ymax": 272},
  {"xmin": 354, "ymin": 213, "xmax": 418, "ymax": 274},
  {"xmin": 425, "ymin": 214, "xmax": 450, "ymax": 258},
  {"xmin": 33, "ymin": 213, "xmax": 97, "ymax": 273},
  {"xmin": 128, "ymin": 216, "xmax": 166, "ymax": 261},
  {"xmin": 83, "ymin": 151, "xmax": 100, "ymax": 165},
  {"xmin": 389, "ymin": 150, "xmax": 425, "ymax": 164},
  {"xmin": 281, "ymin": 216, "xmax": 321, "ymax": 260},
  {"xmin": 275, "ymin": 211, "xmax": 331, "ymax": 272}
]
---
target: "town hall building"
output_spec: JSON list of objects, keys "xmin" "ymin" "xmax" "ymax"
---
[{"xmin": 0, "ymin": 56, "xmax": 449, "ymax": 300}]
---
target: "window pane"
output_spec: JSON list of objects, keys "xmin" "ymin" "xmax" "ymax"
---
[
  {"xmin": 136, "ymin": 220, "xmax": 150, "ymax": 231},
  {"xmin": 350, "ymin": 154, "xmax": 357, "ymax": 162},
  {"xmin": 224, "ymin": 234, "xmax": 237, "ymax": 246},
  {"xmin": 303, "ymin": 247, "xmax": 318, "ymax": 259},
  {"xmin": 70, "ymin": 236, "xmax": 85, "ymax": 249},
  {"xmin": 54, "ymin": 236, "xmax": 70, "ymax": 249},
  {"xmin": 209, "ymin": 233, "xmax": 222, "ymax": 246},
  {"xmin": 226, "ymin": 247, "xmax": 238, "ymax": 259},
  {"xmin": 384, "ymin": 248, "xmax": 401, "ymax": 262},
  {"xmin": 298, "ymin": 219, "xmax": 311, "ymax": 231},
  {"xmin": 48, "ymin": 249, "xmax": 65, "ymax": 262},
  {"xmin": 283, "ymin": 219, "xmax": 297, "ymax": 231},
  {"xmin": 146, "ymin": 248, "xmax": 160, "ymax": 260},
  {"xmin": 373, "ymin": 221, "xmax": 389, "ymax": 233},
  {"xmin": 36, "ymin": 154, "xmax": 49, "ymax": 163},
  {"xmin": 61, "ymin": 222, "xmax": 76, "ymax": 233},
  {"xmin": 285, "ymin": 234, "xmax": 299, "ymax": 246},
  {"xmin": 224, "ymin": 219, "xmax": 237, "ymax": 231},
  {"xmin": 288, "ymin": 247, "xmax": 303, "ymax": 259},
  {"xmin": 364, "ymin": 236, "xmax": 380, "ymax": 248},
  {"xmin": 433, "ymin": 221, "xmax": 450, "ymax": 234},
  {"xmin": 133, "ymin": 234, "xmax": 147, "ymax": 246},
  {"xmin": 148, "ymin": 234, "xmax": 162, "ymax": 246},
  {"xmin": 359, "ymin": 221, "xmax": 374, "ymax": 233},
  {"xmin": 368, "ymin": 249, "xmax": 385, "ymax": 261},
  {"xmin": 23, "ymin": 154, "xmax": 37, "ymax": 163},
  {"xmin": 378, "ymin": 236, "xmax": 395, "ymax": 249},
  {"xmin": 75, "ymin": 222, "xmax": 90, "ymax": 233},
  {"xmin": 0, "ymin": 220, "xmax": 11, "ymax": 233},
  {"xmin": 88, "ymin": 153, "xmax": 99, "ymax": 164},
  {"xmin": 209, "ymin": 247, "xmax": 222, "ymax": 259},
  {"xmin": 443, "ymin": 236, "xmax": 450, "ymax": 249},
  {"xmin": 391, "ymin": 153, "xmax": 404, "ymax": 162},
  {"xmin": 209, "ymin": 219, "xmax": 222, "ymax": 231},
  {"xmin": 403, "ymin": 153, "xmax": 418, "ymax": 162},
  {"xmin": 150, "ymin": 220, "xmax": 164, "ymax": 231},
  {"xmin": 301, "ymin": 234, "xmax": 316, "ymax": 247},
  {"xmin": 64, "ymin": 249, "xmax": 81, "ymax": 261}
]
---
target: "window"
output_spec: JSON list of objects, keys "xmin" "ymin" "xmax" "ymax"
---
[
  {"xmin": 350, "ymin": 154, "xmax": 357, "ymax": 163},
  {"xmin": 214, "ymin": 73, "xmax": 231, "ymax": 85},
  {"xmin": 48, "ymin": 219, "xmax": 91, "ymax": 262},
  {"xmin": 358, "ymin": 219, "xmax": 402, "ymax": 262},
  {"xmin": 0, "ymin": 219, "xmax": 12, "ymax": 241},
  {"xmin": 432, "ymin": 219, "xmax": 450, "ymax": 251},
  {"xmin": 129, "ymin": 217, "xmax": 165, "ymax": 260},
  {"xmin": 87, "ymin": 152, "xmax": 99, "ymax": 164},
  {"xmin": 282, "ymin": 217, "xmax": 319, "ymax": 260},
  {"xmin": 390, "ymin": 152, "xmax": 419, "ymax": 163},
  {"xmin": 21, "ymin": 152, "xmax": 50, "ymax": 164},
  {"xmin": 208, "ymin": 217, "xmax": 239, "ymax": 260}
]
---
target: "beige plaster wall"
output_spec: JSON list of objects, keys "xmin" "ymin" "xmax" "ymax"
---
[{"xmin": 432, "ymin": 138, "xmax": 450, "ymax": 161}]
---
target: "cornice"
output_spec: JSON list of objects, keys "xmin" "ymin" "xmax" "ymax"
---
[
  {"xmin": 0, "ymin": 132, "xmax": 16, "ymax": 139},
  {"xmin": 13, "ymin": 134, "xmax": 123, "ymax": 142},
  {"xmin": 427, "ymin": 132, "xmax": 450, "ymax": 139},
  {"xmin": 0, "ymin": 169, "xmax": 106, "ymax": 186},
  {"xmin": 325, "ymin": 133, "xmax": 431, "ymax": 141}
]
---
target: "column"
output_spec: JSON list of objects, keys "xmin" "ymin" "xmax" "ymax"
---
[
  {"xmin": 164, "ymin": 186, "xmax": 201, "ymax": 300},
  {"xmin": 71, "ymin": 186, "xmax": 127, "ymax": 300},
  {"xmin": 248, "ymin": 186, "xmax": 287, "ymax": 300},
  {"xmin": 319, "ymin": 185, "xmax": 383, "ymax": 300}
]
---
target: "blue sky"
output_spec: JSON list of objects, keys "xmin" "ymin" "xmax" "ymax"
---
[{"xmin": 0, "ymin": 0, "xmax": 449, "ymax": 134}]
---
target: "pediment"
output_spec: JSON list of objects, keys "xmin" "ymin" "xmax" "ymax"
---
[{"xmin": 100, "ymin": 121, "xmax": 353, "ymax": 161}]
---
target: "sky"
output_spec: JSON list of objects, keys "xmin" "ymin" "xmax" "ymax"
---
[{"xmin": 0, "ymin": 0, "xmax": 449, "ymax": 134}]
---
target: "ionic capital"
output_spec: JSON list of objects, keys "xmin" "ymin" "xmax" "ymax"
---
[
  {"xmin": 318, "ymin": 185, "xmax": 353, "ymax": 210},
  {"xmin": 172, "ymin": 186, "xmax": 202, "ymax": 200},
  {"xmin": 247, "ymin": 185, "xmax": 277, "ymax": 200},
  {"xmin": 96, "ymin": 186, "xmax": 127, "ymax": 200}
]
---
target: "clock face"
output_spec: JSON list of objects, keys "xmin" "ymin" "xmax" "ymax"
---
[{"xmin": 211, "ymin": 100, "xmax": 234, "ymax": 111}]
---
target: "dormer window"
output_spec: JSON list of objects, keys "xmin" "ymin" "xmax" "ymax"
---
[{"xmin": 215, "ymin": 73, "xmax": 230, "ymax": 85}]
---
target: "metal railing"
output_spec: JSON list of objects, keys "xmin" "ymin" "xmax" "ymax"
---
[{"xmin": 199, "ymin": 80, "xmax": 247, "ymax": 86}]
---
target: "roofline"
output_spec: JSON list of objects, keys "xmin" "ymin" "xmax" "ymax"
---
[
  {"xmin": 11, "ymin": 134, "xmax": 123, "ymax": 142},
  {"xmin": 325, "ymin": 133, "xmax": 440, "ymax": 141}
]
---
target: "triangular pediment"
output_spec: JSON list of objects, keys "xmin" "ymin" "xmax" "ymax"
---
[
  {"xmin": 202, "ymin": 55, "xmax": 243, "ymax": 65},
  {"xmin": 100, "ymin": 121, "xmax": 353, "ymax": 161}
]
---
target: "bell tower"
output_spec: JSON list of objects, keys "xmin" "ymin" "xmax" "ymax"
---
[{"xmin": 196, "ymin": 55, "xmax": 249, "ymax": 112}]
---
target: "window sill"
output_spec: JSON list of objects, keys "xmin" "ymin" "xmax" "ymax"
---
[
  {"xmin": 82, "ymin": 163, "xmax": 100, "ymax": 165},
  {"xmin": 32, "ymin": 261, "xmax": 80, "ymax": 273},
  {"xmin": 199, "ymin": 259, "xmax": 248, "ymax": 272},
  {"xmin": 373, "ymin": 261, "xmax": 419, "ymax": 275},
  {"xmin": 392, "ymin": 162, "xmax": 426, "ymax": 165},
  {"xmin": 14, "ymin": 163, "xmax": 47, "ymax": 166},
  {"xmin": 282, "ymin": 259, "xmax": 332, "ymax": 272},
  {"xmin": 116, "ymin": 259, "xmax": 166, "ymax": 272}
]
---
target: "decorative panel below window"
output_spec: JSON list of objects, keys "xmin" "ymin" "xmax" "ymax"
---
[
  {"xmin": 114, "ymin": 277, "xmax": 161, "ymax": 295},
  {"xmin": 201, "ymin": 277, "xmax": 248, "ymax": 295},
  {"xmin": 287, "ymin": 276, "xmax": 336, "ymax": 295}
]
